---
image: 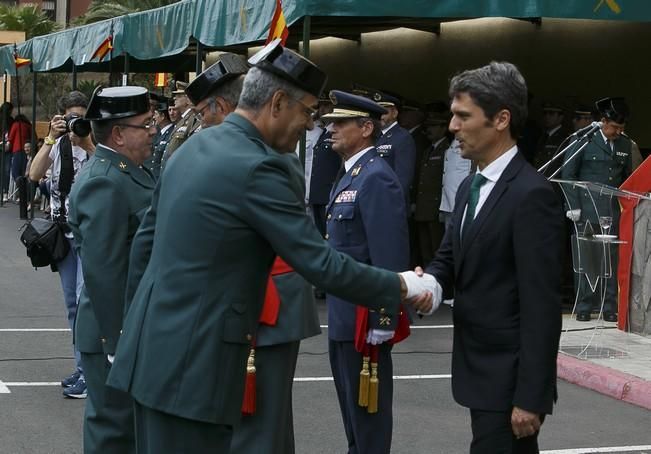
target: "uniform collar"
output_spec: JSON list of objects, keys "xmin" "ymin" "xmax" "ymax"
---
[
  {"xmin": 225, "ymin": 112, "xmax": 266, "ymax": 144},
  {"xmin": 382, "ymin": 121, "xmax": 398, "ymax": 135},
  {"xmin": 94, "ymin": 145, "xmax": 155, "ymax": 188},
  {"xmin": 344, "ymin": 146, "xmax": 373, "ymax": 172}
]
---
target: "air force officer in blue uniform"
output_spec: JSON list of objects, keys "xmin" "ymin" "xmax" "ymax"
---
[{"xmin": 324, "ymin": 91, "xmax": 409, "ymax": 454}]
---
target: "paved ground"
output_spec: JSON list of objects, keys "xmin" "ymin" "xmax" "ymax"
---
[{"xmin": 1, "ymin": 204, "xmax": 649, "ymax": 454}]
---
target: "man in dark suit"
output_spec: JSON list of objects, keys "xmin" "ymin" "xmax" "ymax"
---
[
  {"xmin": 144, "ymin": 99, "xmax": 174, "ymax": 180},
  {"xmin": 68, "ymin": 86, "xmax": 156, "ymax": 453},
  {"xmin": 107, "ymin": 41, "xmax": 432, "ymax": 454},
  {"xmin": 323, "ymin": 90, "xmax": 409, "ymax": 454},
  {"xmin": 422, "ymin": 62, "xmax": 563, "ymax": 453}
]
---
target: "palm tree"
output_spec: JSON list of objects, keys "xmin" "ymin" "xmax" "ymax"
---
[
  {"xmin": 78, "ymin": 0, "xmax": 182, "ymax": 24},
  {"xmin": 0, "ymin": 4, "xmax": 59, "ymax": 39}
]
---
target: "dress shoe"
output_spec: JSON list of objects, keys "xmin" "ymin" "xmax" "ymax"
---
[
  {"xmin": 604, "ymin": 312, "xmax": 618, "ymax": 322},
  {"xmin": 576, "ymin": 312, "xmax": 591, "ymax": 322}
]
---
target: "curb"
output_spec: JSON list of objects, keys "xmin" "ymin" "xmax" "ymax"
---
[{"xmin": 557, "ymin": 353, "xmax": 651, "ymax": 410}]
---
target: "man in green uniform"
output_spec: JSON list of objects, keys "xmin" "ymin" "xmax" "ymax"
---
[
  {"xmin": 68, "ymin": 86, "xmax": 156, "ymax": 453},
  {"xmin": 562, "ymin": 97, "xmax": 633, "ymax": 322},
  {"xmin": 107, "ymin": 40, "xmax": 433, "ymax": 454}
]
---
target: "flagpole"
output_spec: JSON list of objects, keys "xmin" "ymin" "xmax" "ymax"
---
[
  {"xmin": 298, "ymin": 16, "xmax": 311, "ymax": 168},
  {"xmin": 72, "ymin": 62, "xmax": 77, "ymax": 91},
  {"xmin": 0, "ymin": 71, "xmax": 6, "ymax": 207},
  {"xmin": 109, "ymin": 21, "xmax": 114, "ymax": 86},
  {"xmin": 13, "ymin": 43, "xmax": 21, "ymax": 116},
  {"xmin": 29, "ymin": 64, "xmax": 37, "ymax": 219}
]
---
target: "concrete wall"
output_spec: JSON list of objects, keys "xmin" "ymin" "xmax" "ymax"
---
[{"xmin": 303, "ymin": 18, "xmax": 651, "ymax": 147}]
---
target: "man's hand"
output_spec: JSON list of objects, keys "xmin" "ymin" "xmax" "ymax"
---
[
  {"xmin": 107, "ymin": 354, "xmax": 115, "ymax": 365},
  {"xmin": 566, "ymin": 209, "xmax": 581, "ymax": 222},
  {"xmin": 49, "ymin": 115, "xmax": 68, "ymax": 140},
  {"xmin": 413, "ymin": 266, "xmax": 443, "ymax": 315},
  {"xmin": 366, "ymin": 329, "xmax": 395, "ymax": 345},
  {"xmin": 511, "ymin": 406, "xmax": 541, "ymax": 439}
]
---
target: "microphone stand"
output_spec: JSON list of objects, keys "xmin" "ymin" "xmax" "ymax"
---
[{"xmin": 538, "ymin": 123, "xmax": 602, "ymax": 180}]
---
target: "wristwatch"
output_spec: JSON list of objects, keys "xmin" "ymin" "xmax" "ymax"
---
[{"xmin": 44, "ymin": 136, "xmax": 56, "ymax": 145}]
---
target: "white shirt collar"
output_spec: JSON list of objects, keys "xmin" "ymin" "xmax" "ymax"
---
[
  {"xmin": 181, "ymin": 108, "xmax": 192, "ymax": 118},
  {"xmin": 477, "ymin": 145, "xmax": 518, "ymax": 183},
  {"xmin": 382, "ymin": 121, "xmax": 398, "ymax": 135},
  {"xmin": 547, "ymin": 125, "xmax": 562, "ymax": 137},
  {"xmin": 160, "ymin": 123, "xmax": 174, "ymax": 134},
  {"xmin": 600, "ymin": 130, "xmax": 610, "ymax": 145},
  {"xmin": 344, "ymin": 146, "xmax": 374, "ymax": 172},
  {"xmin": 433, "ymin": 137, "xmax": 446, "ymax": 149}
]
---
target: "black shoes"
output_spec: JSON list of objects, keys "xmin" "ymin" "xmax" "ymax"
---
[
  {"xmin": 604, "ymin": 312, "xmax": 618, "ymax": 323},
  {"xmin": 576, "ymin": 312, "xmax": 591, "ymax": 322}
]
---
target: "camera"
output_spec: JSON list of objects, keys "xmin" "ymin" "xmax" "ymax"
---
[{"xmin": 64, "ymin": 113, "xmax": 91, "ymax": 137}]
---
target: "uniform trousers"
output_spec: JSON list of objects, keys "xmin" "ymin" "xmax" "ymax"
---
[
  {"xmin": 470, "ymin": 409, "xmax": 543, "ymax": 454},
  {"xmin": 328, "ymin": 340, "xmax": 393, "ymax": 454},
  {"xmin": 80, "ymin": 353, "xmax": 135, "ymax": 454},
  {"xmin": 231, "ymin": 341, "xmax": 300, "ymax": 454},
  {"xmin": 134, "ymin": 401, "xmax": 232, "ymax": 454}
]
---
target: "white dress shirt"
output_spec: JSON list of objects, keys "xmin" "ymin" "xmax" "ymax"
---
[
  {"xmin": 440, "ymin": 139, "xmax": 472, "ymax": 213},
  {"xmin": 344, "ymin": 146, "xmax": 374, "ymax": 172}
]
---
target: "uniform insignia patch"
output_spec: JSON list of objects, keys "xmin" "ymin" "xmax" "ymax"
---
[
  {"xmin": 351, "ymin": 166, "xmax": 361, "ymax": 176},
  {"xmin": 379, "ymin": 316, "xmax": 391, "ymax": 326},
  {"xmin": 616, "ymin": 151, "xmax": 628, "ymax": 157},
  {"xmin": 119, "ymin": 162, "xmax": 127, "ymax": 169},
  {"xmin": 335, "ymin": 190, "xmax": 357, "ymax": 203}
]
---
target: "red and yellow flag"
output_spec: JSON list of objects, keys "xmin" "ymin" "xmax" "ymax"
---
[
  {"xmin": 91, "ymin": 35, "xmax": 113, "ymax": 61},
  {"xmin": 266, "ymin": 0, "xmax": 289, "ymax": 45},
  {"xmin": 154, "ymin": 73, "xmax": 168, "ymax": 88},
  {"xmin": 14, "ymin": 54, "xmax": 31, "ymax": 69}
]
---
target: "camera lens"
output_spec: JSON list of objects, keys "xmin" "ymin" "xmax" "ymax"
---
[{"xmin": 68, "ymin": 117, "xmax": 91, "ymax": 137}]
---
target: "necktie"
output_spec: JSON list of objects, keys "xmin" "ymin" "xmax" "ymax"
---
[{"xmin": 462, "ymin": 173, "xmax": 488, "ymax": 240}]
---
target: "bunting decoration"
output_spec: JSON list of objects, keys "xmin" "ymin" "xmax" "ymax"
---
[
  {"xmin": 266, "ymin": 0, "xmax": 289, "ymax": 46},
  {"xmin": 91, "ymin": 35, "xmax": 113, "ymax": 62}
]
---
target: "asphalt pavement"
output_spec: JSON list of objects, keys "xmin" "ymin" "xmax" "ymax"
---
[{"xmin": 0, "ymin": 203, "xmax": 649, "ymax": 454}]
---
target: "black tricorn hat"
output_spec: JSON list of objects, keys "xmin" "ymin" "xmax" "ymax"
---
[
  {"xmin": 85, "ymin": 86, "xmax": 150, "ymax": 121},
  {"xmin": 595, "ymin": 97, "xmax": 629, "ymax": 123},
  {"xmin": 185, "ymin": 53, "xmax": 249, "ymax": 105},
  {"xmin": 248, "ymin": 38, "xmax": 327, "ymax": 98}
]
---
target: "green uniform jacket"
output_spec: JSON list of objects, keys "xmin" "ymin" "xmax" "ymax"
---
[
  {"xmin": 68, "ymin": 145, "xmax": 154, "ymax": 354},
  {"xmin": 107, "ymin": 113, "xmax": 400, "ymax": 426},
  {"xmin": 561, "ymin": 132, "xmax": 632, "ymax": 222},
  {"xmin": 161, "ymin": 110, "xmax": 200, "ymax": 165}
]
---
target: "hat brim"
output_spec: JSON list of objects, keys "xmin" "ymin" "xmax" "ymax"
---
[{"xmin": 322, "ymin": 108, "xmax": 371, "ymax": 120}]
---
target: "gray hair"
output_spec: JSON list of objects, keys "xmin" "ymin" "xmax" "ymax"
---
[
  {"xmin": 449, "ymin": 61, "xmax": 528, "ymax": 139},
  {"xmin": 238, "ymin": 67, "xmax": 308, "ymax": 111},
  {"xmin": 356, "ymin": 117, "xmax": 382, "ymax": 143},
  {"xmin": 210, "ymin": 75, "xmax": 245, "ymax": 108}
]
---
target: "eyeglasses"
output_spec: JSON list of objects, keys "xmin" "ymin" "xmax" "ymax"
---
[
  {"xmin": 291, "ymin": 96, "xmax": 318, "ymax": 120},
  {"xmin": 116, "ymin": 119, "xmax": 156, "ymax": 130},
  {"xmin": 196, "ymin": 99, "xmax": 216, "ymax": 119}
]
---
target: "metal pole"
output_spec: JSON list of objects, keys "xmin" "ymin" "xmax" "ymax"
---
[
  {"xmin": 123, "ymin": 52, "xmax": 129, "ymax": 86},
  {"xmin": 195, "ymin": 40, "xmax": 203, "ymax": 75},
  {"xmin": 71, "ymin": 62, "xmax": 77, "ymax": 91},
  {"xmin": 298, "ymin": 16, "xmax": 311, "ymax": 168},
  {"xmin": 29, "ymin": 68, "xmax": 36, "ymax": 219},
  {"xmin": 0, "ymin": 71, "xmax": 7, "ymax": 207}
]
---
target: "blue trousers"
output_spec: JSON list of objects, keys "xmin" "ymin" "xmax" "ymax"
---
[{"xmin": 55, "ymin": 237, "xmax": 83, "ymax": 373}]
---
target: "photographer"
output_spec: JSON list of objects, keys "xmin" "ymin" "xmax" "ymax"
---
[{"xmin": 29, "ymin": 91, "xmax": 95, "ymax": 399}]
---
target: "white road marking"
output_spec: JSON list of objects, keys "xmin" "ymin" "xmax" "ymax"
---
[
  {"xmin": 319, "ymin": 325, "xmax": 453, "ymax": 329},
  {"xmin": 0, "ymin": 329, "xmax": 70, "ymax": 332},
  {"xmin": 3, "ymin": 382, "xmax": 60, "ymax": 387},
  {"xmin": 542, "ymin": 446, "xmax": 651, "ymax": 453},
  {"xmin": 0, "ymin": 380, "xmax": 10, "ymax": 393},
  {"xmin": 294, "ymin": 374, "xmax": 451, "ymax": 382}
]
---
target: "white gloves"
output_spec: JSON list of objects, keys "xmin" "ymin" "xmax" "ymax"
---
[
  {"xmin": 399, "ymin": 271, "xmax": 443, "ymax": 316},
  {"xmin": 566, "ymin": 209, "xmax": 581, "ymax": 222},
  {"xmin": 366, "ymin": 329, "xmax": 395, "ymax": 345}
]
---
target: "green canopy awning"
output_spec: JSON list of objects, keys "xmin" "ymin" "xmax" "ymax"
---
[{"xmin": 0, "ymin": 0, "xmax": 646, "ymax": 75}]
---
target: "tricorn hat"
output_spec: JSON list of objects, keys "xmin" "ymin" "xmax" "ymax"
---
[
  {"xmin": 595, "ymin": 97, "xmax": 629, "ymax": 123},
  {"xmin": 85, "ymin": 86, "xmax": 150, "ymax": 121},
  {"xmin": 321, "ymin": 90, "xmax": 387, "ymax": 120},
  {"xmin": 185, "ymin": 53, "xmax": 249, "ymax": 105},
  {"xmin": 248, "ymin": 38, "xmax": 327, "ymax": 98}
]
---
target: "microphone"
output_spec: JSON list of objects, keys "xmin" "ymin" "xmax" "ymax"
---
[{"xmin": 573, "ymin": 121, "xmax": 602, "ymax": 138}]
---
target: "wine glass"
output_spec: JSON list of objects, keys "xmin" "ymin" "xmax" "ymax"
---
[{"xmin": 599, "ymin": 216, "xmax": 613, "ymax": 235}]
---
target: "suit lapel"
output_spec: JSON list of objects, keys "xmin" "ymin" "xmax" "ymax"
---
[{"xmin": 327, "ymin": 149, "xmax": 375, "ymax": 210}]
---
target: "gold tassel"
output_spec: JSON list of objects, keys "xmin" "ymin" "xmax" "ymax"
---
[
  {"xmin": 367, "ymin": 361, "xmax": 379, "ymax": 414},
  {"xmin": 241, "ymin": 348, "xmax": 256, "ymax": 415},
  {"xmin": 358, "ymin": 355, "xmax": 370, "ymax": 407}
]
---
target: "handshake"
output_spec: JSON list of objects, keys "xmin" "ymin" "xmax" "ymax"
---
[{"xmin": 398, "ymin": 267, "xmax": 442, "ymax": 316}]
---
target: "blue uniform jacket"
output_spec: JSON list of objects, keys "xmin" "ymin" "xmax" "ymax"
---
[
  {"xmin": 326, "ymin": 148, "xmax": 409, "ymax": 341},
  {"xmin": 375, "ymin": 123, "xmax": 417, "ymax": 197}
]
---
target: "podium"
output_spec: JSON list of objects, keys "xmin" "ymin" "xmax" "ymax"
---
[{"xmin": 552, "ymin": 179, "xmax": 650, "ymax": 358}]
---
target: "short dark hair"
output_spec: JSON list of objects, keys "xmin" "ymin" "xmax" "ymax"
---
[
  {"xmin": 449, "ymin": 61, "xmax": 528, "ymax": 139},
  {"xmin": 57, "ymin": 91, "xmax": 89, "ymax": 114},
  {"xmin": 90, "ymin": 120, "xmax": 116, "ymax": 144}
]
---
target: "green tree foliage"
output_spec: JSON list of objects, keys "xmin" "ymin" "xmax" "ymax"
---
[
  {"xmin": 0, "ymin": 4, "xmax": 60, "ymax": 39},
  {"xmin": 77, "ymin": 0, "xmax": 182, "ymax": 24}
]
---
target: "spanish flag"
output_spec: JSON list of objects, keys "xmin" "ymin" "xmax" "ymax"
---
[
  {"xmin": 154, "ymin": 73, "xmax": 167, "ymax": 88},
  {"xmin": 266, "ymin": 0, "xmax": 289, "ymax": 46},
  {"xmin": 14, "ymin": 54, "xmax": 31, "ymax": 69},
  {"xmin": 91, "ymin": 35, "xmax": 113, "ymax": 62}
]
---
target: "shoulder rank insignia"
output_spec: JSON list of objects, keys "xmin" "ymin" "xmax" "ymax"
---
[
  {"xmin": 119, "ymin": 162, "xmax": 127, "ymax": 170},
  {"xmin": 351, "ymin": 166, "xmax": 362, "ymax": 177}
]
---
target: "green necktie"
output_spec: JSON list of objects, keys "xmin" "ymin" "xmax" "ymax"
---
[{"xmin": 462, "ymin": 173, "xmax": 488, "ymax": 240}]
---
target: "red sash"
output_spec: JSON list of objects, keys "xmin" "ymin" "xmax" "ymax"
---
[
  {"xmin": 354, "ymin": 305, "xmax": 411, "ymax": 353},
  {"xmin": 259, "ymin": 257, "xmax": 293, "ymax": 326}
]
